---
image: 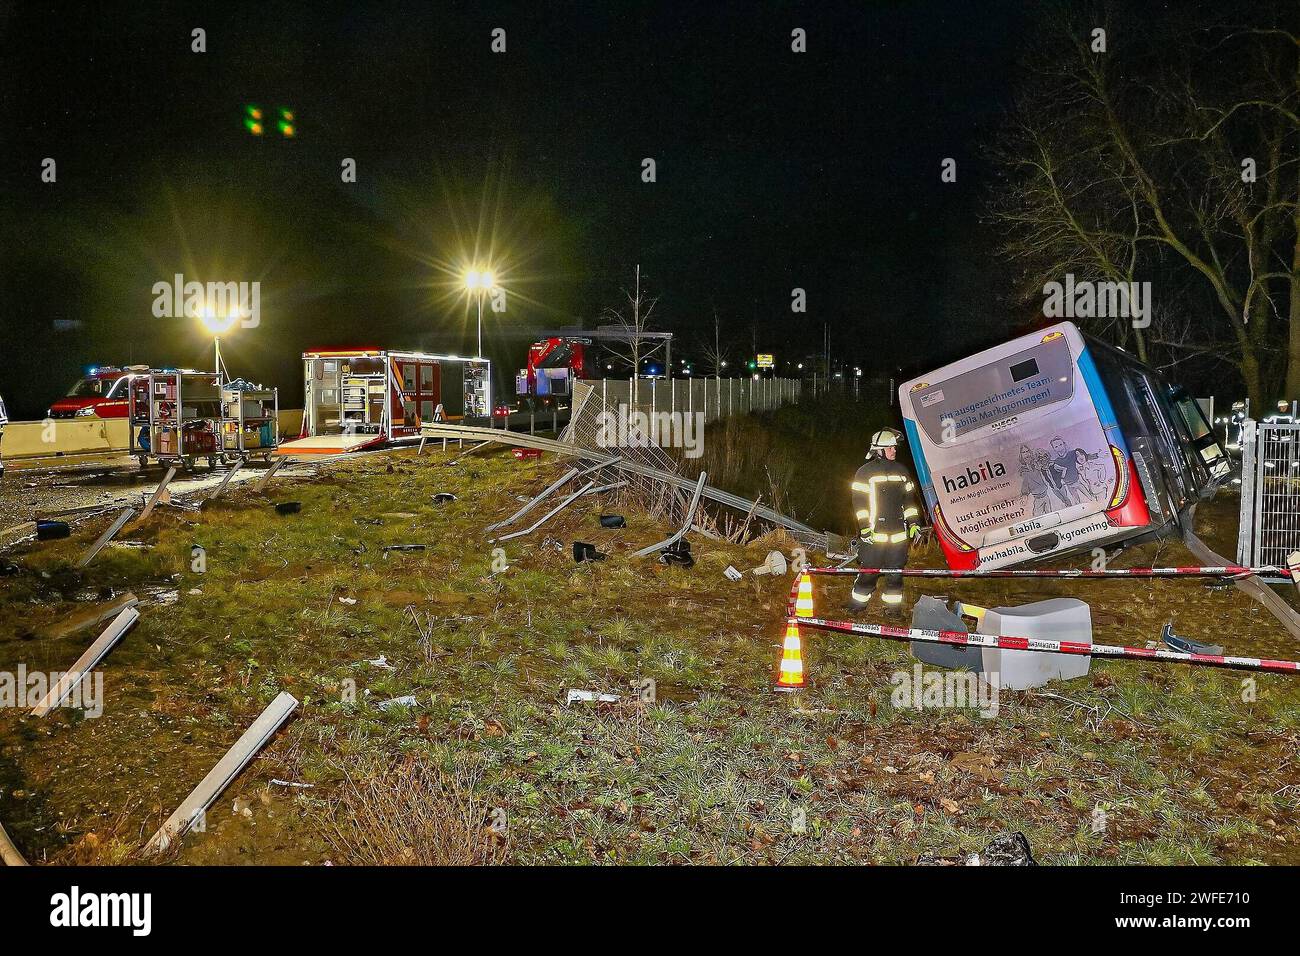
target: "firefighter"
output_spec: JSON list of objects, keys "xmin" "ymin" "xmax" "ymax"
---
[{"xmin": 847, "ymin": 428, "xmax": 921, "ymax": 615}]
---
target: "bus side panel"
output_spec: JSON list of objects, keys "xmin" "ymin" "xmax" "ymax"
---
[{"xmin": 1077, "ymin": 345, "xmax": 1152, "ymax": 530}]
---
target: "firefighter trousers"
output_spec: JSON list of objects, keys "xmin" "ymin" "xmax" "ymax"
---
[{"xmin": 851, "ymin": 538, "xmax": 910, "ymax": 609}]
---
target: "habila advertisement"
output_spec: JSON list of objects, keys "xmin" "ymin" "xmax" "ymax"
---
[{"xmin": 933, "ymin": 404, "xmax": 1114, "ymax": 551}]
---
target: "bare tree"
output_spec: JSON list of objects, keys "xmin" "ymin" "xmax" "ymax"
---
[
  {"xmin": 988, "ymin": 1, "xmax": 1299, "ymax": 408},
  {"xmin": 697, "ymin": 306, "xmax": 729, "ymax": 379},
  {"xmin": 600, "ymin": 264, "xmax": 661, "ymax": 404}
]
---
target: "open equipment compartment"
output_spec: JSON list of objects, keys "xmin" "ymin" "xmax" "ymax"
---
[
  {"xmin": 129, "ymin": 369, "xmax": 222, "ymax": 470},
  {"xmin": 220, "ymin": 381, "xmax": 280, "ymax": 460}
]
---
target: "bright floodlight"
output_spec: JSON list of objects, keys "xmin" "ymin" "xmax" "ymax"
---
[
  {"xmin": 465, "ymin": 270, "xmax": 481, "ymax": 290},
  {"xmin": 480, "ymin": 271, "xmax": 494, "ymax": 289},
  {"xmin": 200, "ymin": 308, "xmax": 238, "ymax": 335}
]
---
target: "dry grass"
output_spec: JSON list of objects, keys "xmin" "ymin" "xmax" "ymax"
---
[{"xmin": 323, "ymin": 757, "xmax": 509, "ymax": 866}]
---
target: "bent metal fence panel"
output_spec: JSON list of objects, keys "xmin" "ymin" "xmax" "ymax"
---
[
  {"xmin": 564, "ymin": 377, "xmax": 801, "ymax": 528},
  {"xmin": 1238, "ymin": 420, "xmax": 1300, "ymax": 574}
]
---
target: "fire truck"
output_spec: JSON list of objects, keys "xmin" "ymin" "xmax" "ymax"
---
[
  {"xmin": 515, "ymin": 337, "xmax": 587, "ymax": 410},
  {"xmin": 47, "ymin": 366, "xmax": 151, "ymax": 419}
]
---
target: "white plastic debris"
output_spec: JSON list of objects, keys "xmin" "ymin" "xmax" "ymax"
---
[
  {"xmin": 376, "ymin": 695, "xmax": 418, "ymax": 711},
  {"xmin": 724, "ymin": 565, "xmax": 743, "ymax": 581},
  {"xmin": 566, "ymin": 689, "xmax": 623, "ymax": 705},
  {"xmin": 750, "ymin": 551, "xmax": 788, "ymax": 576}
]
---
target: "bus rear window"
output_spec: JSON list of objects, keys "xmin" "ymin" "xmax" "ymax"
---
[
  {"xmin": 1009, "ymin": 358, "xmax": 1039, "ymax": 382},
  {"xmin": 911, "ymin": 337, "xmax": 1075, "ymax": 445}
]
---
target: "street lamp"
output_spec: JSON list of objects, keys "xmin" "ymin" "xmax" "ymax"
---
[
  {"xmin": 199, "ymin": 307, "xmax": 239, "ymax": 386},
  {"xmin": 464, "ymin": 268, "xmax": 497, "ymax": 358}
]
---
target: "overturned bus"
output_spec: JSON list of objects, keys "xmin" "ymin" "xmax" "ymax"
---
[
  {"xmin": 899, "ymin": 322, "xmax": 1229, "ymax": 569},
  {"xmin": 285, "ymin": 348, "xmax": 492, "ymax": 454}
]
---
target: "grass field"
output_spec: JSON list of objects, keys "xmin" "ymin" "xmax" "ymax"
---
[{"xmin": 1, "ymin": 418, "xmax": 1298, "ymax": 865}]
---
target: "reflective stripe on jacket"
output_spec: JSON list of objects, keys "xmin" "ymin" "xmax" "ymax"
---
[{"xmin": 851, "ymin": 456, "xmax": 920, "ymax": 537}]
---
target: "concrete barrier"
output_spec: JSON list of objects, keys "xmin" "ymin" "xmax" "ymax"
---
[
  {"xmin": 3, "ymin": 419, "xmax": 130, "ymax": 459},
  {"xmin": 2, "ymin": 410, "xmax": 304, "ymax": 461}
]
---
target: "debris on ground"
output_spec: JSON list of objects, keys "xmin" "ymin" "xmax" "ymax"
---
[
  {"xmin": 36, "ymin": 520, "xmax": 70, "ymax": 541},
  {"xmin": 573, "ymin": 541, "xmax": 606, "ymax": 562},
  {"xmin": 750, "ymin": 550, "xmax": 788, "ymax": 576},
  {"xmin": 967, "ymin": 831, "xmax": 1037, "ymax": 867},
  {"xmin": 566, "ymin": 688, "xmax": 623, "ymax": 705},
  {"xmin": 659, "ymin": 539, "xmax": 694, "ymax": 568}
]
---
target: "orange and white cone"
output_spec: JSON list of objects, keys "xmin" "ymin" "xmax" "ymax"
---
[
  {"xmin": 794, "ymin": 572, "xmax": 814, "ymax": 618},
  {"xmin": 774, "ymin": 620, "xmax": 806, "ymax": 692}
]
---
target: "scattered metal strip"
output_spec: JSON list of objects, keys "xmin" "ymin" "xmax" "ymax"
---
[
  {"xmin": 0, "ymin": 821, "xmax": 27, "ymax": 866},
  {"xmin": 208, "ymin": 458, "xmax": 244, "ymax": 502},
  {"xmin": 138, "ymin": 465, "xmax": 177, "ymax": 522},
  {"xmin": 145, "ymin": 691, "xmax": 299, "ymax": 854},
  {"xmin": 484, "ymin": 467, "xmax": 580, "ymax": 532},
  {"xmin": 31, "ymin": 607, "xmax": 139, "ymax": 717},
  {"xmin": 632, "ymin": 471, "xmax": 707, "ymax": 558},
  {"xmin": 40, "ymin": 592, "xmax": 140, "ymax": 643},
  {"xmin": 76, "ymin": 507, "xmax": 136, "ymax": 569},
  {"xmin": 493, "ymin": 480, "xmax": 627, "ymax": 543},
  {"xmin": 255, "ymin": 456, "xmax": 288, "ymax": 492},
  {"xmin": 484, "ymin": 458, "xmax": 619, "ymax": 534}
]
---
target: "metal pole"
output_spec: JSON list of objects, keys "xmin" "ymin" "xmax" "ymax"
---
[{"xmin": 476, "ymin": 293, "xmax": 483, "ymax": 359}]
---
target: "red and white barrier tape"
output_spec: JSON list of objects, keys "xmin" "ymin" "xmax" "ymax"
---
[
  {"xmin": 794, "ymin": 615, "xmax": 1300, "ymax": 675},
  {"xmin": 805, "ymin": 565, "xmax": 1291, "ymax": 580}
]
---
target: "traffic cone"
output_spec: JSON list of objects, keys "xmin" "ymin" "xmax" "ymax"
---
[
  {"xmin": 774, "ymin": 620, "xmax": 806, "ymax": 692},
  {"xmin": 794, "ymin": 572, "xmax": 814, "ymax": 618}
]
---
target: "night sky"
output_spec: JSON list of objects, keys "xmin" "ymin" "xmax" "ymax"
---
[{"xmin": 0, "ymin": 0, "xmax": 1032, "ymax": 419}]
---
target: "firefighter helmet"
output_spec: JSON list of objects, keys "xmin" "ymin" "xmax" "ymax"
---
[{"xmin": 869, "ymin": 428, "xmax": 902, "ymax": 453}]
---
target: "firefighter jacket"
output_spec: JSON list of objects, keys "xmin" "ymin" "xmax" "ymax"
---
[{"xmin": 851, "ymin": 455, "xmax": 921, "ymax": 544}]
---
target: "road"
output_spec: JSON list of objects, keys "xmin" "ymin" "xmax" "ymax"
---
[{"xmin": 0, "ymin": 452, "xmax": 323, "ymax": 538}]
